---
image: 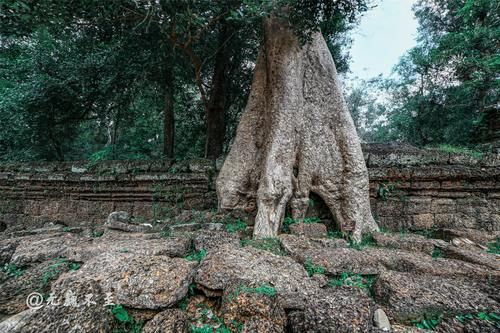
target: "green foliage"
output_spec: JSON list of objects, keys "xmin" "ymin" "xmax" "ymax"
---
[
  {"xmin": 91, "ymin": 230, "xmax": 104, "ymax": 238},
  {"xmin": 328, "ymin": 230, "xmax": 345, "ymax": 239},
  {"xmin": 328, "ymin": 272, "xmax": 376, "ymax": 290},
  {"xmin": 0, "ymin": 0, "xmax": 368, "ymax": 161},
  {"xmin": 431, "ymin": 247, "xmax": 442, "ymax": 259},
  {"xmin": 190, "ymin": 301, "xmax": 243, "ymax": 332},
  {"xmin": 476, "ymin": 312, "xmax": 500, "ymax": 325},
  {"xmin": 455, "ymin": 313, "xmax": 475, "ymax": 322},
  {"xmin": 455, "ymin": 312, "xmax": 500, "ymax": 326},
  {"xmin": 68, "ymin": 262, "xmax": 81, "ymax": 271},
  {"xmin": 378, "ymin": 182, "xmax": 396, "ymax": 201},
  {"xmin": 486, "ymin": 238, "xmax": 499, "ymax": 255},
  {"xmin": 40, "ymin": 257, "xmax": 80, "ymax": 288},
  {"xmin": 304, "ymin": 217, "xmax": 321, "ymax": 224},
  {"xmin": 160, "ymin": 230, "xmax": 171, "ymax": 238},
  {"xmin": 434, "ymin": 144, "xmax": 483, "ymax": 159},
  {"xmin": 412, "ymin": 313, "xmax": 442, "ymax": 330},
  {"xmin": 369, "ymin": 0, "xmax": 500, "ymax": 146},
  {"xmin": 283, "ymin": 216, "xmax": 296, "ymax": 233},
  {"xmin": 109, "ymin": 304, "xmax": 143, "ymax": 333},
  {"xmin": 283, "ymin": 216, "xmax": 321, "ymax": 233},
  {"xmin": 240, "ymin": 238, "xmax": 287, "ymax": 256},
  {"xmin": 185, "ymin": 249, "xmax": 207, "ymax": 263},
  {"xmin": 304, "ymin": 258, "xmax": 326, "ymax": 277},
  {"xmin": 2, "ymin": 263, "xmax": 24, "ymax": 278},
  {"xmin": 225, "ymin": 218, "xmax": 247, "ymax": 233}
]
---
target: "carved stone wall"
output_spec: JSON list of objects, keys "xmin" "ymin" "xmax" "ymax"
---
[
  {"xmin": 0, "ymin": 160, "xmax": 217, "ymax": 232},
  {"xmin": 365, "ymin": 144, "xmax": 499, "ymax": 232},
  {"xmin": 0, "ymin": 145, "xmax": 498, "ymax": 233}
]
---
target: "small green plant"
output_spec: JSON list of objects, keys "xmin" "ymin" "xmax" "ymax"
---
[
  {"xmin": 189, "ymin": 302, "xmax": 241, "ymax": 333},
  {"xmin": 303, "ymin": 217, "xmax": 321, "ymax": 224},
  {"xmin": 411, "ymin": 313, "xmax": 442, "ymax": 330},
  {"xmin": 283, "ymin": 216, "xmax": 321, "ymax": 232},
  {"xmin": 225, "ymin": 218, "xmax": 247, "ymax": 233},
  {"xmin": 455, "ymin": 313, "xmax": 474, "ymax": 322},
  {"xmin": 328, "ymin": 230, "xmax": 344, "ymax": 239},
  {"xmin": 304, "ymin": 258, "xmax": 326, "ymax": 276},
  {"xmin": 455, "ymin": 312, "xmax": 500, "ymax": 327},
  {"xmin": 476, "ymin": 312, "xmax": 500, "ymax": 325},
  {"xmin": 86, "ymin": 146, "xmax": 112, "ymax": 169},
  {"xmin": 2, "ymin": 263, "xmax": 24, "ymax": 278},
  {"xmin": 91, "ymin": 229, "xmax": 104, "ymax": 238},
  {"xmin": 431, "ymin": 247, "xmax": 442, "ymax": 259},
  {"xmin": 378, "ymin": 182, "xmax": 396, "ymax": 201},
  {"xmin": 159, "ymin": 230, "xmax": 171, "ymax": 238},
  {"xmin": 283, "ymin": 216, "xmax": 296, "ymax": 232},
  {"xmin": 240, "ymin": 238, "xmax": 287, "ymax": 256},
  {"xmin": 69, "ymin": 262, "xmax": 81, "ymax": 271},
  {"xmin": 434, "ymin": 144, "xmax": 483, "ymax": 159},
  {"xmin": 185, "ymin": 249, "xmax": 207, "ymax": 262},
  {"xmin": 40, "ymin": 257, "xmax": 79, "ymax": 288},
  {"xmin": 486, "ymin": 238, "xmax": 499, "ymax": 255},
  {"xmin": 109, "ymin": 304, "xmax": 143, "ymax": 333},
  {"xmin": 328, "ymin": 272, "xmax": 375, "ymax": 290}
]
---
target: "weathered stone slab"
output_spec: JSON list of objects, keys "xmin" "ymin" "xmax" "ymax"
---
[
  {"xmin": 65, "ymin": 252, "xmax": 197, "ymax": 309},
  {"xmin": 195, "ymin": 244, "xmax": 319, "ymax": 309},
  {"xmin": 288, "ymin": 287, "xmax": 375, "ymax": 333},
  {"xmin": 142, "ymin": 309, "xmax": 189, "ymax": 333},
  {"xmin": 373, "ymin": 271, "xmax": 499, "ymax": 322}
]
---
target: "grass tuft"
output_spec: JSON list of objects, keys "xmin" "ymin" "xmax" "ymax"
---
[
  {"xmin": 109, "ymin": 304, "xmax": 143, "ymax": 333},
  {"xmin": 240, "ymin": 238, "xmax": 287, "ymax": 256},
  {"xmin": 225, "ymin": 218, "xmax": 247, "ymax": 233},
  {"xmin": 486, "ymin": 238, "xmax": 499, "ymax": 255},
  {"xmin": 328, "ymin": 272, "xmax": 376, "ymax": 290},
  {"xmin": 304, "ymin": 258, "xmax": 326, "ymax": 276},
  {"xmin": 2, "ymin": 263, "xmax": 24, "ymax": 278},
  {"xmin": 185, "ymin": 249, "xmax": 207, "ymax": 262}
]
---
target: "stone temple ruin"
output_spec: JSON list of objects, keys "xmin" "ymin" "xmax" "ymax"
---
[{"xmin": 0, "ymin": 144, "xmax": 499, "ymax": 332}]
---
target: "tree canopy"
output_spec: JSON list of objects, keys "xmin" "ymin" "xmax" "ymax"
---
[
  {"xmin": 0, "ymin": 0, "xmax": 372, "ymax": 161},
  {"xmin": 0, "ymin": 0, "xmax": 496, "ymax": 161},
  {"xmin": 353, "ymin": 0, "xmax": 499, "ymax": 147}
]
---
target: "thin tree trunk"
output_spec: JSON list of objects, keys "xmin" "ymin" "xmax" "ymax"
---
[
  {"xmin": 163, "ymin": 69, "xmax": 175, "ymax": 158},
  {"xmin": 216, "ymin": 17, "xmax": 378, "ymax": 242},
  {"xmin": 204, "ymin": 22, "xmax": 228, "ymax": 160}
]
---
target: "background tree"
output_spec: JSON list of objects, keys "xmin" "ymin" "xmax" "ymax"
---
[
  {"xmin": 371, "ymin": 0, "xmax": 499, "ymax": 147},
  {"xmin": 0, "ymin": 0, "xmax": 372, "ymax": 162}
]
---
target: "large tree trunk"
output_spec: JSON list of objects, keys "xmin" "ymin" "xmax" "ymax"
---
[
  {"xmin": 163, "ymin": 70, "xmax": 175, "ymax": 158},
  {"xmin": 216, "ymin": 17, "xmax": 379, "ymax": 242},
  {"xmin": 204, "ymin": 22, "xmax": 228, "ymax": 160}
]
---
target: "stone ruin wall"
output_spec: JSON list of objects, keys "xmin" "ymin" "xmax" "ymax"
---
[{"xmin": 0, "ymin": 144, "xmax": 498, "ymax": 233}]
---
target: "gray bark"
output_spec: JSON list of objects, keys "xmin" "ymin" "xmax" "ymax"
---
[{"xmin": 216, "ymin": 18, "xmax": 379, "ymax": 242}]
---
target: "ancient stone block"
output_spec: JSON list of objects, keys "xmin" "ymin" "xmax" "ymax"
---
[
  {"xmin": 289, "ymin": 222, "xmax": 327, "ymax": 238},
  {"xmin": 431, "ymin": 198, "xmax": 456, "ymax": 213},
  {"xmin": 406, "ymin": 198, "xmax": 432, "ymax": 215},
  {"xmin": 411, "ymin": 214, "xmax": 434, "ymax": 229}
]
